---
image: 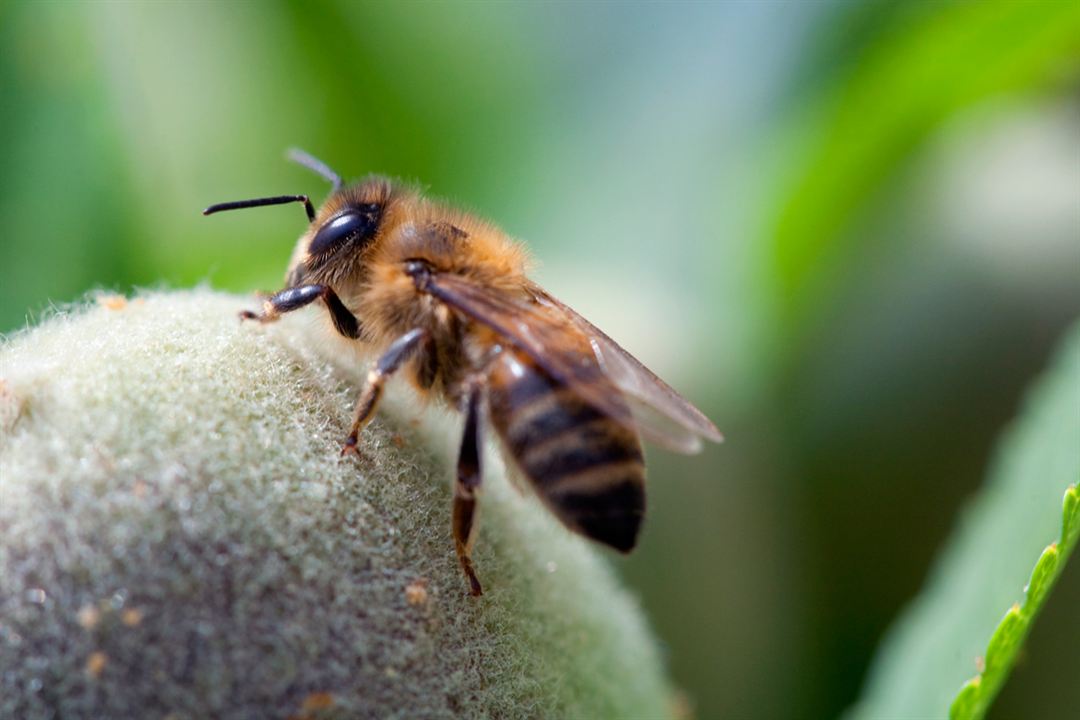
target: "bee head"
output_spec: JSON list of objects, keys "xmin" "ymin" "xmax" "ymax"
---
[
  {"xmin": 202, "ymin": 149, "xmax": 394, "ymax": 288},
  {"xmin": 289, "ymin": 175, "xmax": 396, "ymax": 285}
]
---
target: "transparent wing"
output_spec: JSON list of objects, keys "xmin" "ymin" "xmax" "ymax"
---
[
  {"xmin": 422, "ymin": 271, "xmax": 722, "ymax": 454},
  {"xmin": 529, "ymin": 285, "xmax": 723, "ymax": 452}
]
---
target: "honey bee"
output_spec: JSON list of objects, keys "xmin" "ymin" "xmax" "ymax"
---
[{"xmin": 204, "ymin": 150, "xmax": 723, "ymax": 596}]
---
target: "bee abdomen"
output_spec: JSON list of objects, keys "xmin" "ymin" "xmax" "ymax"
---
[{"xmin": 488, "ymin": 352, "xmax": 646, "ymax": 553}]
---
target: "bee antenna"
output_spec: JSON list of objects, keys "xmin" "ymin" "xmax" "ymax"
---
[
  {"xmin": 202, "ymin": 194, "xmax": 316, "ymax": 223},
  {"xmin": 287, "ymin": 148, "xmax": 343, "ymax": 190}
]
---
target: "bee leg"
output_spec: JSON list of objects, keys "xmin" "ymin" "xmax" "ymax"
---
[
  {"xmin": 453, "ymin": 384, "xmax": 484, "ymax": 596},
  {"xmin": 341, "ymin": 328, "xmax": 429, "ymax": 456},
  {"xmin": 241, "ymin": 284, "xmax": 363, "ymax": 339}
]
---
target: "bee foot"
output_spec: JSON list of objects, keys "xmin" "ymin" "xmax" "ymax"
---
[
  {"xmin": 340, "ymin": 436, "xmax": 362, "ymax": 458},
  {"xmin": 239, "ymin": 309, "xmax": 279, "ymax": 324}
]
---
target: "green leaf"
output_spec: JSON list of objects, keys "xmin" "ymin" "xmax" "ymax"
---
[
  {"xmin": 950, "ymin": 486, "xmax": 1078, "ymax": 720},
  {"xmin": 847, "ymin": 320, "xmax": 1080, "ymax": 719},
  {"xmin": 768, "ymin": 0, "xmax": 1080, "ymax": 341}
]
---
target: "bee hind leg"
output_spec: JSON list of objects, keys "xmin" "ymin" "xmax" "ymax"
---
[
  {"xmin": 341, "ymin": 328, "xmax": 429, "ymax": 456},
  {"xmin": 453, "ymin": 384, "xmax": 484, "ymax": 596}
]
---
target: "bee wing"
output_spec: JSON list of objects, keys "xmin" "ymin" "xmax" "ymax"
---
[
  {"xmin": 422, "ymin": 271, "xmax": 721, "ymax": 454},
  {"xmin": 528, "ymin": 285, "xmax": 724, "ymax": 453},
  {"xmin": 422, "ymin": 271, "xmax": 627, "ymax": 422}
]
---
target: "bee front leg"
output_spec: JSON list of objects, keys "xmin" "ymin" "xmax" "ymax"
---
[
  {"xmin": 241, "ymin": 284, "xmax": 363, "ymax": 339},
  {"xmin": 341, "ymin": 328, "xmax": 429, "ymax": 456},
  {"xmin": 453, "ymin": 383, "xmax": 484, "ymax": 596}
]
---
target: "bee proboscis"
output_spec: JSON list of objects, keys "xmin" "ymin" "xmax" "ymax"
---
[{"xmin": 204, "ymin": 150, "xmax": 723, "ymax": 596}]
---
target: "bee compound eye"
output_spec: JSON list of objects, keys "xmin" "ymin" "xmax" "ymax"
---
[{"xmin": 309, "ymin": 206, "xmax": 379, "ymax": 255}]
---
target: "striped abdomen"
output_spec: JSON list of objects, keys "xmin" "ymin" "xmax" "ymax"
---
[{"xmin": 486, "ymin": 350, "xmax": 645, "ymax": 552}]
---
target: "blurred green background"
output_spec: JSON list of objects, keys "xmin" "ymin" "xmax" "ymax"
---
[{"xmin": 2, "ymin": 1, "xmax": 1078, "ymax": 717}]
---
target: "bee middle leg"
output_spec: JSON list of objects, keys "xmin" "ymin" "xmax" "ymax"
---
[
  {"xmin": 241, "ymin": 284, "xmax": 363, "ymax": 339},
  {"xmin": 454, "ymin": 384, "xmax": 484, "ymax": 596},
  {"xmin": 341, "ymin": 328, "xmax": 429, "ymax": 455}
]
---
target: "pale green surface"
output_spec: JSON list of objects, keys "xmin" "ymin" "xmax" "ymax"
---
[
  {"xmin": 848, "ymin": 321, "xmax": 1080, "ymax": 719},
  {"xmin": 0, "ymin": 290, "xmax": 672, "ymax": 720}
]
